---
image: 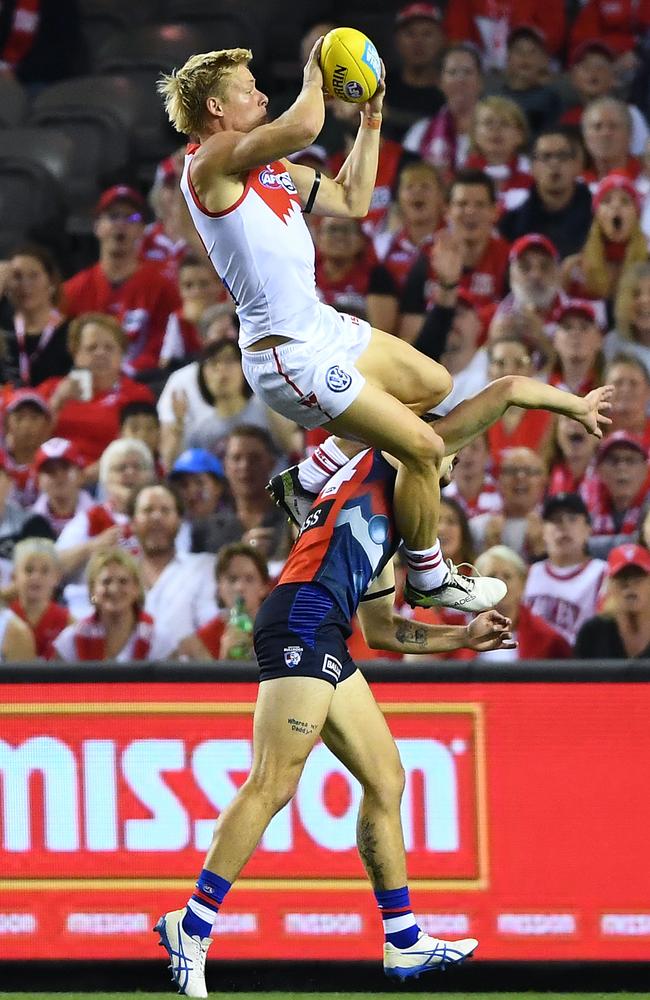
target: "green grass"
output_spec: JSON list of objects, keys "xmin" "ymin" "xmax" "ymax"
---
[{"xmin": 0, "ymin": 993, "xmax": 644, "ymax": 1000}]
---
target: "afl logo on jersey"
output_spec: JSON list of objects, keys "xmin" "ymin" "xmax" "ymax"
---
[
  {"xmin": 326, "ymin": 365, "xmax": 352, "ymax": 392},
  {"xmin": 259, "ymin": 167, "xmax": 298, "ymax": 195}
]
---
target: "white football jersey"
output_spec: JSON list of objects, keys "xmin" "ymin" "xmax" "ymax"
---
[
  {"xmin": 181, "ymin": 150, "xmax": 320, "ymax": 348},
  {"xmin": 523, "ymin": 558, "xmax": 606, "ymax": 646}
]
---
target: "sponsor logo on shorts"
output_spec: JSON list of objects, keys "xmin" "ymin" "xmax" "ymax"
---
[
  {"xmin": 325, "ymin": 365, "xmax": 352, "ymax": 392},
  {"xmin": 298, "ymin": 392, "xmax": 319, "ymax": 408},
  {"xmin": 344, "ymin": 80, "xmax": 364, "ymax": 99},
  {"xmin": 284, "ymin": 646, "xmax": 303, "ymax": 668},
  {"xmin": 322, "ymin": 654, "xmax": 342, "ymax": 681}
]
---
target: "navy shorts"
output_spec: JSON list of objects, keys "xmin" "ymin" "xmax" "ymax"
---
[{"xmin": 254, "ymin": 583, "xmax": 357, "ymax": 688}]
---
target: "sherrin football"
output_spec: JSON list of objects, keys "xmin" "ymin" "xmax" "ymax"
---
[{"xmin": 320, "ymin": 27, "xmax": 381, "ymax": 104}]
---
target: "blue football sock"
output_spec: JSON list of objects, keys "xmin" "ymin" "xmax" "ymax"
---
[
  {"xmin": 375, "ymin": 885, "xmax": 421, "ymax": 949},
  {"xmin": 182, "ymin": 868, "xmax": 231, "ymax": 938}
]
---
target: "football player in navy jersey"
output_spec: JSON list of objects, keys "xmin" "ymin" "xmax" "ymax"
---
[{"xmin": 155, "ymin": 375, "xmax": 612, "ymax": 997}]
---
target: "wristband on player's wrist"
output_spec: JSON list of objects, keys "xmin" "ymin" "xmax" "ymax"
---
[{"xmin": 362, "ymin": 113, "xmax": 382, "ymax": 129}]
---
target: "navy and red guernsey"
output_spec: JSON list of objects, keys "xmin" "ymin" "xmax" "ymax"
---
[{"xmin": 278, "ymin": 449, "xmax": 399, "ymax": 620}]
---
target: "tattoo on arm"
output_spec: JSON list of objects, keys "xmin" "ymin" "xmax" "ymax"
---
[
  {"xmin": 395, "ymin": 621, "xmax": 428, "ymax": 647},
  {"xmin": 287, "ymin": 717, "xmax": 318, "ymax": 736},
  {"xmin": 357, "ymin": 815, "xmax": 386, "ymax": 889}
]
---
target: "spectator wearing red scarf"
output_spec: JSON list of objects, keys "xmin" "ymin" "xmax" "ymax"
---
[{"xmin": 53, "ymin": 548, "xmax": 175, "ymax": 662}]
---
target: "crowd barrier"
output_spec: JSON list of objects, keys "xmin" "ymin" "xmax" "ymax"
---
[{"xmin": 1, "ymin": 661, "xmax": 649, "ymax": 963}]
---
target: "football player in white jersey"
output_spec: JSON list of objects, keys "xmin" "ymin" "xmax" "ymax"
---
[{"xmin": 158, "ymin": 43, "xmax": 494, "ymax": 612}]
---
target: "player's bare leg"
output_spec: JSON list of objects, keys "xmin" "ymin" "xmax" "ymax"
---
[
  {"xmin": 203, "ymin": 675, "xmax": 334, "ymax": 880},
  {"xmin": 321, "ymin": 670, "xmax": 478, "ymax": 977},
  {"xmin": 154, "ymin": 676, "xmax": 334, "ymax": 997}
]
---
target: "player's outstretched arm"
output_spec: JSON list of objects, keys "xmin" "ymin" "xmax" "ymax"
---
[
  {"xmin": 358, "ymin": 565, "xmax": 515, "ymax": 654},
  {"xmin": 435, "ymin": 376, "xmax": 614, "ymax": 455},
  {"xmin": 285, "ymin": 63, "xmax": 386, "ymax": 218},
  {"xmin": 195, "ymin": 40, "xmax": 325, "ymax": 178}
]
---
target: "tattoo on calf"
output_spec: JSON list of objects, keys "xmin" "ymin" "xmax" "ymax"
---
[
  {"xmin": 395, "ymin": 622, "xmax": 427, "ymax": 647},
  {"xmin": 358, "ymin": 815, "xmax": 386, "ymax": 888},
  {"xmin": 287, "ymin": 717, "xmax": 318, "ymax": 735}
]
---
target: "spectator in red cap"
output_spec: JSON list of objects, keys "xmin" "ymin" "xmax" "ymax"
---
[
  {"xmin": 606, "ymin": 262, "xmax": 650, "ymax": 372},
  {"xmin": 574, "ymin": 543, "xmax": 650, "ymax": 658},
  {"xmin": 550, "ymin": 300, "xmax": 605, "ymax": 394},
  {"xmin": 399, "ymin": 171, "xmax": 509, "ymax": 343},
  {"xmin": 37, "ymin": 312, "xmax": 154, "ymax": 475},
  {"xmin": 466, "ymin": 96, "xmax": 533, "ymax": 213},
  {"xmin": 562, "ymin": 172, "xmax": 647, "ymax": 305},
  {"xmin": 604, "ymin": 353, "xmax": 650, "ymax": 448},
  {"xmin": 403, "ymin": 45, "xmax": 484, "ymax": 183},
  {"xmin": 584, "ymin": 432, "xmax": 650, "ymax": 553},
  {"xmin": 367, "ymin": 161, "xmax": 444, "ymax": 334},
  {"xmin": 386, "ymin": 3, "xmax": 446, "ymax": 140},
  {"xmin": 494, "ymin": 233, "xmax": 565, "ymax": 336},
  {"xmin": 490, "ymin": 27, "xmax": 562, "ymax": 135},
  {"xmin": 1, "ymin": 244, "xmax": 72, "ymax": 387},
  {"xmin": 561, "ymin": 42, "xmax": 649, "ymax": 157},
  {"xmin": 474, "ymin": 545, "xmax": 572, "ymax": 660},
  {"xmin": 581, "ymin": 97, "xmax": 641, "ymax": 186},
  {"xmin": 30, "ymin": 438, "xmax": 93, "ymax": 538},
  {"xmin": 445, "ymin": 1, "xmax": 565, "ymax": 70},
  {"xmin": 62, "ymin": 186, "xmax": 181, "ymax": 374},
  {"xmin": 569, "ymin": 0, "xmax": 650, "ymax": 62},
  {"xmin": 499, "ymin": 126, "xmax": 593, "ymax": 260},
  {"xmin": 10, "ymin": 538, "xmax": 70, "ymax": 660},
  {"xmin": 1, "ymin": 389, "xmax": 52, "ymax": 507}
]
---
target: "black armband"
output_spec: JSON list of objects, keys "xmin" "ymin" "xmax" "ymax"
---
[{"xmin": 304, "ymin": 170, "xmax": 321, "ymax": 214}]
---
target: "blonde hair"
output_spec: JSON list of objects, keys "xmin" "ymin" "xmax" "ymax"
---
[
  {"xmin": 475, "ymin": 544, "xmax": 528, "ymax": 578},
  {"xmin": 614, "ymin": 261, "xmax": 650, "ymax": 339},
  {"xmin": 68, "ymin": 312, "xmax": 127, "ymax": 356},
  {"xmin": 13, "ymin": 537, "xmax": 59, "ymax": 570},
  {"xmin": 471, "ymin": 96, "xmax": 529, "ymax": 154},
  {"xmin": 579, "ymin": 217, "xmax": 648, "ymax": 299},
  {"xmin": 86, "ymin": 547, "xmax": 145, "ymax": 608},
  {"xmin": 158, "ymin": 48, "xmax": 252, "ymax": 136},
  {"xmin": 98, "ymin": 437, "xmax": 154, "ymax": 487}
]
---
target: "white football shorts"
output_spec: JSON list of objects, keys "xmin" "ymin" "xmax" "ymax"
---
[{"xmin": 241, "ymin": 305, "xmax": 372, "ymax": 429}]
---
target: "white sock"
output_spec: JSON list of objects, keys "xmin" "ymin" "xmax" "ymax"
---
[
  {"xmin": 298, "ymin": 437, "xmax": 349, "ymax": 493},
  {"xmin": 404, "ymin": 541, "xmax": 449, "ymax": 591}
]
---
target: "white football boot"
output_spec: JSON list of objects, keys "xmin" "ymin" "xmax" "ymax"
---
[
  {"xmin": 266, "ymin": 465, "xmax": 316, "ymax": 529},
  {"xmin": 384, "ymin": 931, "xmax": 478, "ymax": 981},
  {"xmin": 154, "ymin": 907, "xmax": 213, "ymax": 997},
  {"xmin": 405, "ymin": 559, "xmax": 507, "ymax": 612}
]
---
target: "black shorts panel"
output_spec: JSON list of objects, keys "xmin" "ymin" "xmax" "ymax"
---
[{"xmin": 254, "ymin": 583, "xmax": 357, "ymax": 688}]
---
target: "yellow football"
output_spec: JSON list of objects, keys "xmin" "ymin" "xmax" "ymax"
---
[{"xmin": 320, "ymin": 27, "xmax": 381, "ymax": 104}]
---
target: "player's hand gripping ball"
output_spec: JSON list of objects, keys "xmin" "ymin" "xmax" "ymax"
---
[{"xmin": 320, "ymin": 27, "xmax": 381, "ymax": 103}]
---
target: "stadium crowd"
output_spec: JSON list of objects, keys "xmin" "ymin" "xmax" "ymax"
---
[{"xmin": 0, "ymin": 0, "xmax": 650, "ymax": 662}]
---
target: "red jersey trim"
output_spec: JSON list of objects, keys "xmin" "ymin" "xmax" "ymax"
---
[
  {"xmin": 543, "ymin": 560, "xmax": 593, "ymax": 582},
  {"xmin": 186, "ymin": 154, "xmax": 253, "ymax": 219}
]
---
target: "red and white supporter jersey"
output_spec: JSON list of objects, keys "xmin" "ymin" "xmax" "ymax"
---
[
  {"xmin": 523, "ymin": 557, "xmax": 607, "ymax": 646},
  {"xmin": 181, "ymin": 151, "xmax": 320, "ymax": 349}
]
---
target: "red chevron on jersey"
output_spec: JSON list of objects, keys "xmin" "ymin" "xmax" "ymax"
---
[{"xmin": 250, "ymin": 162, "xmax": 302, "ymax": 226}]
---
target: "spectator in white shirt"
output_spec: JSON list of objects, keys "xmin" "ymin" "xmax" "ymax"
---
[
  {"xmin": 130, "ymin": 483, "xmax": 218, "ymax": 643},
  {"xmin": 523, "ymin": 492, "xmax": 607, "ymax": 645}
]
